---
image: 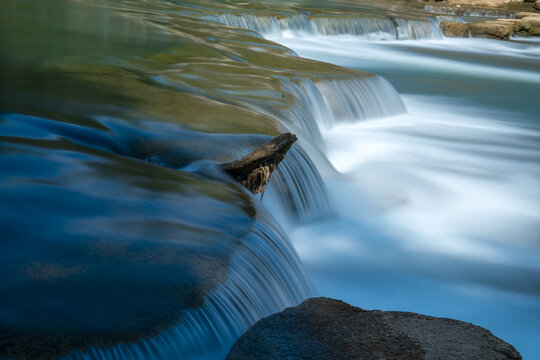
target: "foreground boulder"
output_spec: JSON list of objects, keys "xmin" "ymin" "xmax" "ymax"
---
[{"xmin": 227, "ymin": 297, "xmax": 521, "ymax": 360}]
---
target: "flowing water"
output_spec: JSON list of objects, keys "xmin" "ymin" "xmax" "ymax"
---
[
  {"xmin": 2, "ymin": 0, "xmax": 540, "ymax": 359},
  {"xmin": 261, "ymin": 19, "xmax": 540, "ymax": 360}
]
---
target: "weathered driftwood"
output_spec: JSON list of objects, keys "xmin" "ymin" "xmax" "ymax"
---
[{"xmin": 222, "ymin": 133, "xmax": 297, "ymax": 198}]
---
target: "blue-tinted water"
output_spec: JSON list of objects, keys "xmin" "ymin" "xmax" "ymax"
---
[
  {"xmin": 265, "ymin": 33, "xmax": 540, "ymax": 358},
  {"xmin": 2, "ymin": 0, "xmax": 540, "ymax": 358}
]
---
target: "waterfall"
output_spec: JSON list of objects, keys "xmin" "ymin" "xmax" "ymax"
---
[
  {"xmin": 203, "ymin": 12, "xmax": 446, "ymax": 40},
  {"xmin": 309, "ymin": 16, "xmax": 396, "ymax": 39},
  {"xmin": 258, "ymin": 75, "xmax": 404, "ymax": 226},
  {"xmin": 266, "ymin": 145, "xmax": 334, "ymax": 225},
  {"xmin": 394, "ymin": 17, "xmax": 448, "ymax": 40},
  {"xmin": 282, "ymin": 76, "xmax": 406, "ymax": 144},
  {"xmin": 62, "ymin": 209, "xmax": 313, "ymax": 360}
]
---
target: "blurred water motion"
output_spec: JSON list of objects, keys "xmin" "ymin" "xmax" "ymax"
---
[
  {"xmin": 265, "ymin": 27, "xmax": 540, "ymax": 359},
  {"xmin": 1, "ymin": 0, "xmax": 317, "ymax": 358},
  {"xmin": 2, "ymin": 0, "xmax": 540, "ymax": 359}
]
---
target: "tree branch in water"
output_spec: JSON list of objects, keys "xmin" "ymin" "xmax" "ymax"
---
[{"xmin": 221, "ymin": 133, "xmax": 297, "ymax": 198}]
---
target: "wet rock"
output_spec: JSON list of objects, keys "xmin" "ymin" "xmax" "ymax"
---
[
  {"xmin": 469, "ymin": 20, "xmax": 515, "ymax": 39},
  {"xmin": 496, "ymin": 13, "xmax": 540, "ymax": 35},
  {"xmin": 222, "ymin": 133, "xmax": 297, "ymax": 196},
  {"xmin": 462, "ymin": 11, "xmax": 540, "ymax": 39},
  {"xmin": 515, "ymin": 13, "xmax": 540, "ymax": 34},
  {"xmin": 535, "ymin": 1, "xmax": 540, "ymax": 11},
  {"xmin": 515, "ymin": 11, "xmax": 540, "ymax": 18},
  {"xmin": 227, "ymin": 297, "xmax": 522, "ymax": 360},
  {"xmin": 520, "ymin": 17, "xmax": 540, "ymax": 34},
  {"xmin": 440, "ymin": 21, "xmax": 470, "ymax": 37}
]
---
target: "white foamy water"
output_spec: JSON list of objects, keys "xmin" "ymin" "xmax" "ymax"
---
[
  {"xmin": 261, "ymin": 32, "xmax": 540, "ymax": 358},
  {"xmin": 266, "ymin": 36, "xmax": 540, "ymax": 86},
  {"xmin": 204, "ymin": 12, "xmax": 448, "ymax": 40},
  {"xmin": 281, "ymin": 76, "xmax": 405, "ymax": 145}
]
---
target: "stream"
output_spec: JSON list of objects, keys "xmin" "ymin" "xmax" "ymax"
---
[
  {"xmin": 264, "ymin": 22, "xmax": 540, "ymax": 360},
  {"xmin": 1, "ymin": 1, "xmax": 539, "ymax": 359}
]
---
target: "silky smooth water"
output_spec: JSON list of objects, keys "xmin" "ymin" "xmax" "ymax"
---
[
  {"xmin": 3, "ymin": 0, "xmax": 540, "ymax": 358},
  {"xmin": 262, "ymin": 32, "xmax": 540, "ymax": 358},
  {"xmin": 1, "ymin": 1, "xmax": 318, "ymax": 358}
]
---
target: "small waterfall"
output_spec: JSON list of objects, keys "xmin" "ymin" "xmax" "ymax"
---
[
  {"xmin": 266, "ymin": 145, "xmax": 334, "ymax": 224},
  {"xmin": 260, "ymin": 76, "xmax": 404, "ymax": 225},
  {"xmin": 63, "ymin": 210, "xmax": 313, "ymax": 360},
  {"xmin": 310, "ymin": 16, "xmax": 397, "ymax": 39},
  {"xmin": 394, "ymin": 17, "xmax": 446, "ymax": 40},
  {"xmin": 203, "ymin": 12, "xmax": 446, "ymax": 40},
  {"xmin": 282, "ymin": 76, "xmax": 406, "ymax": 144}
]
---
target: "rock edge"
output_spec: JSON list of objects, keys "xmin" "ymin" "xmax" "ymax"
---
[{"xmin": 227, "ymin": 297, "xmax": 522, "ymax": 360}]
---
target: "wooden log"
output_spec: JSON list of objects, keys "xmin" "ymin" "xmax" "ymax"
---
[{"xmin": 221, "ymin": 133, "xmax": 297, "ymax": 197}]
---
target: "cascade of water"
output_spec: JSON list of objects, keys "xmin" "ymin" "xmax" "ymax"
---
[
  {"xmin": 310, "ymin": 16, "xmax": 396, "ymax": 39},
  {"xmin": 258, "ymin": 75, "xmax": 404, "ymax": 227},
  {"xmin": 394, "ymin": 17, "xmax": 446, "ymax": 40},
  {"xmin": 282, "ymin": 76, "xmax": 406, "ymax": 144},
  {"xmin": 63, "ymin": 209, "xmax": 313, "ymax": 360},
  {"xmin": 203, "ymin": 12, "xmax": 446, "ymax": 40},
  {"xmin": 265, "ymin": 145, "xmax": 334, "ymax": 225}
]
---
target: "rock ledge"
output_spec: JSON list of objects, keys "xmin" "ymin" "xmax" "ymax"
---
[{"xmin": 227, "ymin": 297, "xmax": 522, "ymax": 360}]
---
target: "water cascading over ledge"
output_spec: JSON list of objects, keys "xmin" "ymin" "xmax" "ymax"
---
[
  {"xmin": 202, "ymin": 12, "xmax": 450, "ymax": 40},
  {"xmin": 258, "ymin": 75, "xmax": 405, "ymax": 226},
  {"xmin": 281, "ymin": 76, "xmax": 406, "ymax": 145},
  {"xmin": 266, "ymin": 145, "xmax": 334, "ymax": 225},
  {"xmin": 0, "ymin": 113, "xmax": 314, "ymax": 360},
  {"xmin": 62, "ymin": 208, "xmax": 313, "ymax": 360}
]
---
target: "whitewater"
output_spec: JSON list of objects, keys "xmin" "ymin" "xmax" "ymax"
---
[{"xmin": 254, "ymin": 17, "xmax": 540, "ymax": 359}]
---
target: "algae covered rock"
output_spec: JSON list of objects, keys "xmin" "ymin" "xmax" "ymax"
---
[
  {"xmin": 227, "ymin": 297, "xmax": 522, "ymax": 360},
  {"xmin": 440, "ymin": 21, "xmax": 470, "ymax": 37}
]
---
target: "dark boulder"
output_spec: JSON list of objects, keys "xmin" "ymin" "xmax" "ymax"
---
[{"xmin": 227, "ymin": 297, "xmax": 521, "ymax": 360}]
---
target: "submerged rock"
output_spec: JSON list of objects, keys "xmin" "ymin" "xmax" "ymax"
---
[
  {"xmin": 227, "ymin": 297, "xmax": 522, "ymax": 360},
  {"xmin": 440, "ymin": 21, "xmax": 470, "ymax": 37}
]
